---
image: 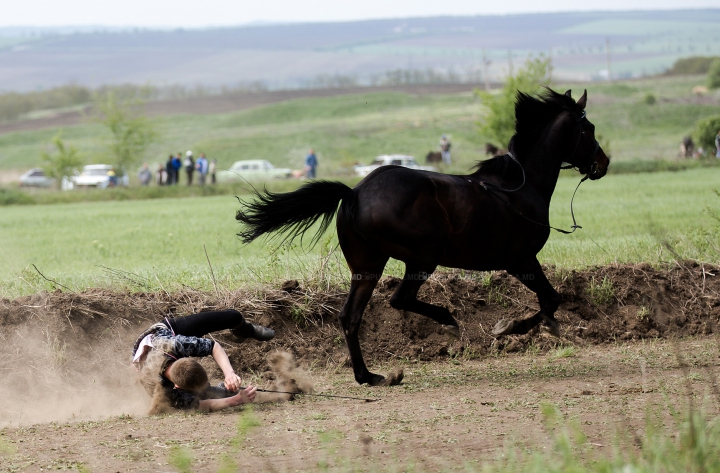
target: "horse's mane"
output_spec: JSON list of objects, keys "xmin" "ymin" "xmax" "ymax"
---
[{"xmin": 474, "ymin": 88, "xmax": 578, "ymax": 177}]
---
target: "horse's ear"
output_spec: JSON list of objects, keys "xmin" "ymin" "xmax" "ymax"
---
[
  {"xmin": 577, "ymin": 89, "xmax": 587, "ymax": 110},
  {"xmin": 564, "ymin": 90, "xmax": 572, "ymax": 98}
]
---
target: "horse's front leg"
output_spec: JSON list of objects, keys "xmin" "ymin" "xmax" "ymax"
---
[
  {"xmin": 339, "ymin": 270, "xmax": 404, "ymax": 386},
  {"xmin": 492, "ymin": 258, "xmax": 561, "ymax": 337}
]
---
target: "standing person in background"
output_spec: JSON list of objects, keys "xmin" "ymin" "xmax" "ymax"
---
[
  {"xmin": 715, "ymin": 130, "xmax": 720, "ymax": 158},
  {"xmin": 138, "ymin": 163, "xmax": 152, "ymax": 186},
  {"xmin": 165, "ymin": 155, "xmax": 175, "ymax": 185},
  {"xmin": 172, "ymin": 153, "xmax": 182, "ymax": 185},
  {"xmin": 184, "ymin": 150, "xmax": 195, "ymax": 185},
  {"xmin": 439, "ymin": 134, "xmax": 452, "ymax": 165},
  {"xmin": 196, "ymin": 153, "xmax": 209, "ymax": 185},
  {"xmin": 156, "ymin": 164, "xmax": 167, "ymax": 186},
  {"xmin": 209, "ymin": 158, "xmax": 217, "ymax": 184},
  {"xmin": 304, "ymin": 148, "xmax": 318, "ymax": 179},
  {"xmin": 107, "ymin": 167, "xmax": 118, "ymax": 187}
]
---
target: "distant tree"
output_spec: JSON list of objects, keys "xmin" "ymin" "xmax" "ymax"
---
[
  {"xmin": 694, "ymin": 115, "xmax": 720, "ymax": 155},
  {"xmin": 665, "ymin": 56, "xmax": 720, "ymax": 76},
  {"xmin": 475, "ymin": 56, "xmax": 552, "ymax": 148},
  {"xmin": 707, "ymin": 58, "xmax": 720, "ymax": 89},
  {"xmin": 41, "ymin": 134, "xmax": 85, "ymax": 188},
  {"xmin": 96, "ymin": 92, "xmax": 158, "ymax": 174}
]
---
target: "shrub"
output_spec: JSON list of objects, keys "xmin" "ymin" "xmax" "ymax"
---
[
  {"xmin": 707, "ymin": 58, "xmax": 720, "ymax": 89},
  {"xmin": 643, "ymin": 93, "xmax": 656, "ymax": 105},
  {"xmin": 665, "ymin": 56, "xmax": 720, "ymax": 76},
  {"xmin": 95, "ymin": 92, "xmax": 158, "ymax": 172},
  {"xmin": 476, "ymin": 56, "xmax": 552, "ymax": 147},
  {"xmin": 41, "ymin": 134, "xmax": 85, "ymax": 187},
  {"xmin": 693, "ymin": 115, "xmax": 720, "ymax": 155},
  {"xmin": 0, "ymin": 188, "xmax": 35, "ymax": 206}
]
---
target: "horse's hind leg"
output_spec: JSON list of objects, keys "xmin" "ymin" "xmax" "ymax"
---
[
  {"xmin": 493, "ymin": 258, "xmax": 561, "ymax": 337},
  {"xmin": 389, "ymin": 265, "xmax": 460, "ymax": 337}
]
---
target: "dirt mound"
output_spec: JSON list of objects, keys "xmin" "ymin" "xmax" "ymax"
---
[{"xmin": 1, "ymin": 262, "xmax": 718, "ymax": 424}]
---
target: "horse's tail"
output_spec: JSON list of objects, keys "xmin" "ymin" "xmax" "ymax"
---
[{"xmin": 236, "ymin": 180, "xmax": 354, "ymax": 246}]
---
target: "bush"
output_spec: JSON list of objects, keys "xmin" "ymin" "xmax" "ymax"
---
[
  {"xmin": 643, "ymin": 93, "xmax": 657, "ymax": 105},
  {"xmin": 693, "ymin": 115, "xmax": 720, "ymax": 154},
  {"xmin": 96, "ymin": 92, "xmax": 158, "ymax": 172},
  {"xmin": 41, "ymin": 134, "xmax": 85, "ymax": 187},
  {"xmin": 707, "ymin": 58, "xmax": 720, "ymax": 89},
  {"xmin": 665, "ymin": 56, "xmax": 720, "ymax": 76},
  {"xmin": 0, "ymin": 188, "xmax": 35, "ymax": 206},
  {"xmin": 476, "ymin": 56, "xmax": 552, "ymax": 147}
]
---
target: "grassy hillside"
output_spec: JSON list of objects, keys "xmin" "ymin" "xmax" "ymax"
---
[
  {"xmin": 2, "ymin": 10, "xmax": 720, "ymax": 90},
  {"xmin": 0, "ymin": 74, "xmax": 718, "ymax": 184}
]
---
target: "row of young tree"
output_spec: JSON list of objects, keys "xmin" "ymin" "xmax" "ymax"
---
[{"xmin": 41, "ymin": 94, "xmax": 156, "ymax": 186}]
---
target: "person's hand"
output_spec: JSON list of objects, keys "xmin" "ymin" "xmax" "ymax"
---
[
  {"xmin": 231, "ymin": 384, "xmax": 257, "ymax": 406},
  {"xmin": 224, "ymin": 372, "xmax": 242, "ymax": 392}
]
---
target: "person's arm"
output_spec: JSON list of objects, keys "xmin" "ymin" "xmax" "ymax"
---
[
  {"xmin": 211, "ymin": 342, "xmax": 242, "ymax": 391},
  {"xmin": 198, "ymin": 384, "xmax": 257, "ymax": 412}
]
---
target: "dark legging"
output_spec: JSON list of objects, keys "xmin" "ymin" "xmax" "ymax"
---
[{"xmin": 166, "ymin": 309, "xmax": 248, "ymax": 337}]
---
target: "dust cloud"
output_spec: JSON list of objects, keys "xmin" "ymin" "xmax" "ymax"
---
[
  {"xmin": 0, "ymin": 323, "xmax": 147, "ymax": 427},
  {"xmin": 256, "ymin": 350, "xmax": 314, "ymax": 403}
]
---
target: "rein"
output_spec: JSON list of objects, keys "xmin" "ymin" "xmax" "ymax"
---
[
  {"xmin": 476, "ymin": 109, "xmax": 597, "ymax": 234},
  {"xmin": 477, "ymin": 170, "xmax": 587, "ymax": 235},
  {"xmin": 243, "ymin": 386, "xmax": 380, "ymax": 402}
]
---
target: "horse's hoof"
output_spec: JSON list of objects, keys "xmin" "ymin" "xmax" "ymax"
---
[
  {"xmin": 544, "ymin": 321, "xmax": 561, "ymax": 338},
  {"xmin": 366, "ymin": 373, "xmax": 386, "ymax": 386},
  {"xmin": 442, "ymin": 324, "xmax": 460, "ymax": 338},
  {"xmin": 493, "ymin": 319, "xmax": 515, "ymax": 336}
]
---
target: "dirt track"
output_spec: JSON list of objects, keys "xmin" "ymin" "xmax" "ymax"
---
[{"xmin": 1, "ymin": 262, "xmax": 719, "ymax": 471}]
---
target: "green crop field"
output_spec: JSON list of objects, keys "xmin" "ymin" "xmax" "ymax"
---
[{"xmin": 1, "ymin": 167, "xmax": 718, "ymax": 298}]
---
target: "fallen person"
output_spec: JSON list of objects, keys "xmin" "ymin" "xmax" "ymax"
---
[{"xmin": 131, "ymin": 309, "xmax": 275, "ymax": 414}]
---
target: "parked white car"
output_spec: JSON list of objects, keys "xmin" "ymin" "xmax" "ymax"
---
[
  {"xmin": 19, "ymin": 168, "xmax": 55, "ymax": 188},
  {"xmin": 217, "ymin": 160, "xmax": 293, "ymax": 183},
  {"xmin": 353, "ymin": 155, "xmax": 437, "ymax": 177},
  {"xmin": 69, "ymin": 164, "xmax": 129, "ymax": 189}
]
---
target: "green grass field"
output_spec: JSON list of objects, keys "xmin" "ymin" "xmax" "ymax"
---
[
  {"xmin": 1, "ymin": 74, "xmax": 719, "ymax": 297},
  {"xmin": 1, "ymin": 167, "xmax": 718, "ymax": 298}
]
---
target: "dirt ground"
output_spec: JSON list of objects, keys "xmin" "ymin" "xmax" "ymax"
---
[{"xmin": 1, "ymin": 262, "xmax": 719, "ymax": 471}]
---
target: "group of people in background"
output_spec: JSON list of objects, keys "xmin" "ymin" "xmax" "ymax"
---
[{"xmin": 137, "ymin": 151, "xmax": 217, "ymax": 186}]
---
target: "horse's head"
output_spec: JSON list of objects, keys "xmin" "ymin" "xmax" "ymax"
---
[{"xmin": 562, "ymin": 89, "xmax": 610, "ymax": 180}]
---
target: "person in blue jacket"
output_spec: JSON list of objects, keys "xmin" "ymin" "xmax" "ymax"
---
[{"xmin": 304, "ymin": 148, "xmax": 318, "ymax": 179}]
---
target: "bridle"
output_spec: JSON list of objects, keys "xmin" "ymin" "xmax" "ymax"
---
[
  {"xmin": 560, "ymin": 110, "xmax": 602, "ymax": 179},
  {"xmin": 475, "ymin": 108, "xmax": 602, "ymax": 234}
]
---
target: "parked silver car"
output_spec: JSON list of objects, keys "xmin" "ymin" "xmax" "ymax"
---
[
  {"xmin": 19, "ymin": 168, "xmax": 55, "ymax": 188},
  {"xmin": 217, "ymin": 160, "xmax": 293, "ymax": 183},
  {"xmin": 353, "ymin": 155, "xmax": 437, "ymax": 177},
  {"xmin": 68, "ymin": 164, "xmax": 129, "ymax": 189}
]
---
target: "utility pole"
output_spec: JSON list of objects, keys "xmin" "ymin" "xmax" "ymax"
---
[
  {"xmin": 548, "ymin": 48, "xmax": 553, "ymax": 82},
  {"xmin": 605, "ymin": 37, "xmax": 613, "ymax": 83},
  {"xmin": 482, "ymin": 48, "xmax": 491, "ymax": 91}
]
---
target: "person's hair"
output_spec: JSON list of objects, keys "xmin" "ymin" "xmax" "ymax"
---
[{"xmin": 168, "ymin": 359, "xmax": 208, "ymax": 391}]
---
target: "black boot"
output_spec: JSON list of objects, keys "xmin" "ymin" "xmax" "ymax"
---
[{"xmin": 230, "ymin": 322, "xmax": 275, "ymax": 342}]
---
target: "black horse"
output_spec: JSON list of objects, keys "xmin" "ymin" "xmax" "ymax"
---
[{"xmin": 236, "ymin": 89, "xmax": 610, "ymax": 386}]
